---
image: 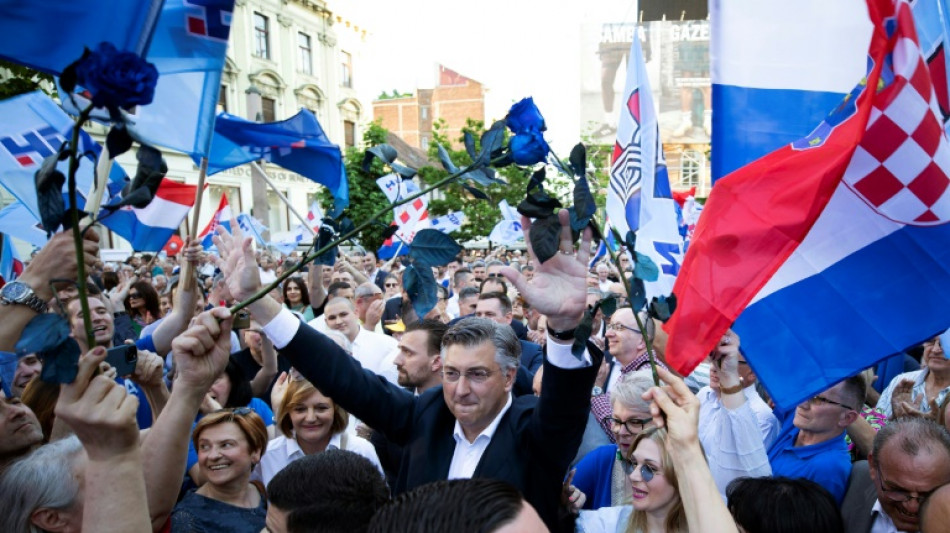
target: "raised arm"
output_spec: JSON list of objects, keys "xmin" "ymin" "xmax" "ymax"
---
[
  {"xmin": 54, "ymin": 347, "xmax": 150, "ymax": 533},
  {"xmin": 140, "ymin": 308, "xmax": 233, "ymax": 529},
  {"xmin": 0, "ymin": 229, "xmax": 98, "ymax": 352},
  {"xmin": 149, "ymin": 238, "xmax": 201, "ymax": 356},
  {"xmin": 214, "ymin": 221, "xmax": 418, "ymax": 442},
  {"xmin": 308, "ymin": 262, "xmax": 328, "ymax": 311}
]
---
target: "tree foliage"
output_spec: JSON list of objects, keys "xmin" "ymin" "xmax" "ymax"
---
[
  {"xmin": 318, "ymin": 120, "xmax": 394, "ymax": 253},
  {"xmin": 421, "ymin": 118, "xmax": 532, "ymax": 245},
  {"xmin": 0, "ymin": 60, "xmax": 54, "ymax": 101}
]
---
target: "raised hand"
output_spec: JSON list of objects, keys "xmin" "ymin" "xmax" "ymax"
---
[
  {"xmin": 212, "ymin": 219, "xmax": 262, "ymax": 302},
  {"xmin": 501, "ymin": 210, "xmax": 592, "ymax": 330},
  {"xmin": 55, "ymin": 347, "xmax": 140, "ymax": 460},
  {"xmin": 642, "ymin": 366, "xmax": 701, "ymax": 448},
  {"xmin": 171, "ymin": 308, "xmax": 234, "ymax": 391}
]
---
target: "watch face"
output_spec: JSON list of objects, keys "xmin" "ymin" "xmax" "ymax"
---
[{"xmin": 2, "ymin": 281, "xmax": 29, "ymax": 301}]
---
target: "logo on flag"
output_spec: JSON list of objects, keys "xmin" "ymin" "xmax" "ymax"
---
[
  {"xmin": 185, "ymin": 0, "xmax": 232, "ymax": 41},
  {"xmin": 0, "ymin": 126, "xmax": 66, "ymax": 167}
]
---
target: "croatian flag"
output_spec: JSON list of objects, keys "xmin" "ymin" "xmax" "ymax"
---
[
  {"xmin": 306, "ymin": 201, "xmax": 323, "ymax": 233},
  {"xmin": 605, "ymin": 27, "xmax": 683, "ymax": 301},
  {"xmin": 100, "ymin": 179, "xmax": 197, "ymax": 252},
  {"xmin": 198, "ymin": 193, "xmax": 232, "ymax": 249},
  {"xmin": 0, "ymin": 235, "xmax": 24, "ymax": 288},
  {"xmin": 711, "ymin": 0, "xmax": 872, "ymax": 181},
  {"xmin": 376, "ymin": 175, "xmax": 429, "ymax": 243},
  {"xmin": 666, "ymin": 0, "xmax": 950, "ymax": 410},
  {"xmin": 910, "ymin": 0, "xmax": 950, "ymax": 135}
]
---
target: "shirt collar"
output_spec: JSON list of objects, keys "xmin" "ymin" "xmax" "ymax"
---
[
  {"xmin": 870, "ymin": 499, "xmax": 900, "ymax": 532},
  {"xmin": 621, "ymin": 352, "xmax": 667, "ymax": 374},
  {"xmin": 328, "ymin": 432, "xmax": 343, "ymax": 450},
  {"xmin": 453, "ymin": 394, "xmax": 513, "ymax": 445}
]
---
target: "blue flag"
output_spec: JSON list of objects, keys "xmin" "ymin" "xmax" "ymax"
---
[
  {"xmin": 0, "ymin": 92, "xmax": 128, "ymax": 225},
  {"xmin": 0, "ymin": 0, "xmax": 162, "ymax": 75},
  {"xmin": 128, "ymin": 0, "xmax": 235, "ymax": 157},
  {"xmin": 201, "ymin": 110, "xmax": 349, "ymax": 215}
]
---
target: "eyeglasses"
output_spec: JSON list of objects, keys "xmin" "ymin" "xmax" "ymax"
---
[
  {"xmin": 875, "ymin": 462, "xmax": 937, "ymax": 503},
  {"xmin": 807, "ymin": 395, "xmax": 854, "ymax": 411},
  {"xmin": 442, "ymin": 368, "xmax": 499, "ymax": 383},
  {"xmin": 607, "ymin": 323, "xmax": 641, "ymax": 334},
  {"xmin": 619, "ymin": 459, "xmax": 662, "ymax": 482},
  {"xmin": 129, "ymin": 292, "xmax": 142, "ymax": 299},
  {"xmin": 604, "ymin": 416, "xmax": 652, "ymax": 434},
  {"xmin": 924, "ymin": 338, "xmax": 943, "ymax": 350}
]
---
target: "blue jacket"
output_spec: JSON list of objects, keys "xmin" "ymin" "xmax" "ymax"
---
[{"xmin": 572, "ymin": 444, "xmax": 618, "ymax": 510}]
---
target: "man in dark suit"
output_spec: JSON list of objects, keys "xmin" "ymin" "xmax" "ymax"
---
[
  {"xmin": 475, "ymin": 291, "xmax": 544, "ymax": 375},
  {"xmin": 841, "ymin": 417, "xmax": 950, "ymax": 533},
  {"xmin": 215, "ymin": 211, "xmax": 599, "ymax": 532}
]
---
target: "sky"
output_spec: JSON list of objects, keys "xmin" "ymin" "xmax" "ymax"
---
[{"xmin": 341, "ymin": 0, "xmax": 639, "ymax": 154}]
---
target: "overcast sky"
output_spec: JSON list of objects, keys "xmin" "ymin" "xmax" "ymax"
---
[{"xmin": 342, "ymin": 0, "xmax": 638, "ymax": 153}]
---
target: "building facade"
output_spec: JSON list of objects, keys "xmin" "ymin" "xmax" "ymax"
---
[{"xmin": 372, "ymin": 65, "xmax": 485, "ymax": 150}]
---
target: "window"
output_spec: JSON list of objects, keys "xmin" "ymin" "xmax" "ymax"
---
[
  {"xmin": 217, "ymin": 85, "xmax": 228, "ymax": 113},
  {"xmin": 344, "ymin": 120, "xmax": 356, "ymax": 148},
  {"xmin": 298, "ymin": 32, "xmax": 312, "ymax": 75},
  {"xmin": 253, "ymin": 13, "xmax": 270, "ymax": 59},
  {"xmin": 421, "ymin": 106, "xmax": 428, "ymax": 119},
  {"xmin": 261, "ymin": 97, "xmax": 276, "ymax": 122},
  {"xmin": 341, "ymin": 51, "xmax": 353, "ymax": 88},
  {"xmin": 421, "ymin": 136, "xmax": 429, "ymax": 150},
  {"xmin": 267, "ymin": 190, "xmax": 288, "ymax": 232},
  {"xmin": 679, "ymin": 149, "xmax": 704, "ymax": 187}
]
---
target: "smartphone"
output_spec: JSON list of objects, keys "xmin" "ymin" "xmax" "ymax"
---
[
  {"xmin": 105, "ymin": 345, "xmax": 138, "ymax": 377},
  {"xmin": 232, "ymin": 310, "xmax": 251, "ymax": 330}
]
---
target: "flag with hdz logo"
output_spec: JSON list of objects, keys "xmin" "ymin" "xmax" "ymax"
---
[{"xmin": 666, "ymin": 0, "xmax": 950, "ymax": 410}]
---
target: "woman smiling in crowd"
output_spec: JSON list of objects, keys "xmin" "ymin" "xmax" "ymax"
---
[
  {"xmin": 576, "ymin": 427, "xmax": 688, "ymax": 533},
  {"xmin": 171, "ymin": 408, "xmax": 269, "ymax": 533},
  {"xmin": 255, "ymin": 377, "xmax": 382, "ymax": 487},
  {"xmin": 281, "ymin": 276, "xmax": 314, "ymax": 321}
]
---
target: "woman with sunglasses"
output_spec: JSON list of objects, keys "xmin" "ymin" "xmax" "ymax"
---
[
  {"xmin": 576, "ymin": 427, "xmax": 689, "ymax": 533},
  {"xmin": 383, "ymin": 274, "xmax": 401, "ymax": 300},
  {"xmin": 255, "ymin": 376, "xmax": 382, "ymax": 487},
  {"xmin": 571, "ymin": 370, "xmax": 656, "ymax": 510},
  {"xmin": 124, "ymin": 280, "xmax": 161, "ymax": 336},
  {"xmin": 171, "ymin": 408, "xmax": 269, "ymax": 533}
]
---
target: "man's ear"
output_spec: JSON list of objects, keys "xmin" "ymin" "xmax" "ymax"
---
[
  {"xmin": 840, "ymin": 409, "xmax": 860, "ymax": 428},
  {"xmin": 31, "ymin": 508, "xmax": 68, "ymax": 532},
  {"xmin": 430, "ymin": 355, "xmax": 443, "ymax": 373}
]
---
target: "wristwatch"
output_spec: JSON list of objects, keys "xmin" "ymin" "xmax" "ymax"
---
[
  {"xmin": 546, "ymin": 323, "xmax": 576, "ymax": 341},
  {"xmin": 591, "ymin": 386, "xmax": 604, "ymax": 396},
  {"xmin": 0, "ymin": 281, "xmax": 48, "ymax": 313},
  {"xmin": 719, "ymin": 382, "xmax": 744, "ymax": 395}
]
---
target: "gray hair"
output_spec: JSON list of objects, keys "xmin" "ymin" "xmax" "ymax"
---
[
  {"xmin": 0, "ymin": 436, "xmax": 84, "ymax": 533},
  {"xmin": 872, "ymin": 416, "xmax": 950, "ymax": 461},
  {"xmin": 611, "ymin": 370, "xmax": 654, "ymax": 414},
  {"xmin": 458, "ymin": 286, "xmax": 480, "ymax": 300},
  {"xmin": 324, "ymin": 329, "xmax": 353, "ymax": 356},
  {"xmin": 485, "ymin": 260, "xmax": 505, "ymax": 269},
  {"xmin": 355, "ymin": 282, "xmax": 381, "ymax": 299},
  {"xmin": 441, "ymin": 317, "xmax": 520, "ymax": 373}
]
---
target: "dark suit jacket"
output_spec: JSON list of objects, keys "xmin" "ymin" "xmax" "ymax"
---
[
  {"xmin": 519, "ymin": 339, "xmax": 544, "ymax": 375},
  {"xmin": 372, "ymin": 269, "xmax": 389, "ymax": 292},
  {"xmin": 841, "ymin": 460, "xmax": 877, "ymax": 533},
  {"xmin": 280, "ymin": 322, "xmax": 601, "ymax": 532}
]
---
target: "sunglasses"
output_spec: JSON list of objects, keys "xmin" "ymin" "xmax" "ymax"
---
[
  {"xmin": 129, "ymin": 292, "xmax": 142, "ymax": 299},
  {"xmin": 619, "ymin": 459, "xmax": 662, "ymax": 482},
  {"xmin": 806, "ymin": 395, "xmax": 854, "ymax": 411}
]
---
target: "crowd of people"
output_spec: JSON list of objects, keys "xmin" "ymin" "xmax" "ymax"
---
[{"xmin": 0, "ymin": 210, "xmax": 949, "ymax": 533}]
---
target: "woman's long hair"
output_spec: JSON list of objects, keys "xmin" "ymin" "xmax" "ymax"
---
[
  {"xmin": 124, "ymin": 280, "xmax": 161, "ymax": 322},
  {"xmin": 282, "ymin": 276, "xmax": 310, "ymax": 309},
  {"xmin": 624, "ymin": 427, "xmax": 689, "ymax": 533}
]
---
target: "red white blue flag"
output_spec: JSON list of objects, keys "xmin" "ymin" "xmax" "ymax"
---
[
  {"xmin": 197, "ymin": 193, "xmax": 232, "ymax": 249},
  {"xmin": 666, "ymin": 0, "xmax": 950, "ymax": 410}
]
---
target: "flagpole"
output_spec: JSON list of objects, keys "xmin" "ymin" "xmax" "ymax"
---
[
  {"xmin": 86, "ymin": 143, "xmax": 112, "ymax": 222},
  {"xmin": 180, "ymin": 157, "xmax": 208, "ymax": 293},
  {"xmin": 250, "ymin": 161, "xmax": 317, "ymax": 237}
]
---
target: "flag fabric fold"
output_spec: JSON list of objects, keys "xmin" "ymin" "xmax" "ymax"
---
[
  {"xmin": 667, "ymin": 0, "xmax": 950, "ymax": 410},
  {"xmin": 197, "ymin": 193, "xmax": 232, "ymax": 249},
  {"xmin": 0, "ymin": 235, "xmax": 24, "ymax": 288},
  {"xmin": 605, "ymin": 27, "xmax": 683, "ymax": 302},
  {"xmin": 202, "ymin": 110, "xmax": 348, "ymax": 213},
  {"xmin": 100, "ymin": 179, "xmax": 197, "ymax": 251},
  {"xmin": 0, "ymin": 0, "xmax": 162, "ymax": 75}
]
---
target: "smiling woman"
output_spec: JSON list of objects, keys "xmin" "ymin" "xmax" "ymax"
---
[
  {"xmin": 171, "ymin": 409, "xmax": 269, "ymax": 533},
  {"xmin": 255, "ymin": 377, "xmax": 383, "ymax": 488}
]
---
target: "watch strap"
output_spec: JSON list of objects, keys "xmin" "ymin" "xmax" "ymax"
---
[
  {"xmin": 719, "ymin": 382, "xmax": 744, "ymax": 395},
  {"xmin": 546, "ymin": 323, "xmax": 576, "ymax": 341}
]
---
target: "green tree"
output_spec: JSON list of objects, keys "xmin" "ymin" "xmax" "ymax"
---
[
  {"xmin": 421, "ymin": 118, "xmax": 532, "ymax": 245},
  {"xmin": 0, "ymin": 60, "xmax": 54, "ymax": 100},
  {"xmin": 318, "ymin": 120, "xmax": 394, "ymax": 252}
]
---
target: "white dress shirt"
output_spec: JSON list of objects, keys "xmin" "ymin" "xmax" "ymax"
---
[
  {"xmin": 254, "ymin": 431, "xmax": 383, "ymax": 487},
  {"xmin": 869, "ymin": 499, "xmax": 901, "ymax": 533},
  {"xmin": 447, "ymin": 395, "xmax": 513, "ymax": 479},
  {"xmin": 696, "ymin": 386, "xmax": 775, "ymax": 496},
  {"xmin": 352, "ymin": 327, "xmax": 399, "ymax": 383}
]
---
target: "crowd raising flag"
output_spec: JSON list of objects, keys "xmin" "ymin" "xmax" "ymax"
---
[
  {"xmin": 202, "ymin": 110, "xmax": 349, "ymax": 215},
  {"xmin": 667, "ymin": 0, "xmax": 950, "ymax": 410},
  {"xmin": 100, "ymin": 179, "xmax": 198, "ymax": 252},
  {"xmin": 710, "ymin": 0, "xmax": 872, "ymax": 181},
  {"xmin": 605, "ymin": 27, "xmax": 683, "ymax": 301}
]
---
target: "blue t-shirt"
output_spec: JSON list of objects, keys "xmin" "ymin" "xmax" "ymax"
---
[
  {"xmin": 767, "ymin": 420, "xmax": 852, "ymax": 504},
  {"xmin": 116, "ymin": 336, "xmax": 159, "ymax": 430}
]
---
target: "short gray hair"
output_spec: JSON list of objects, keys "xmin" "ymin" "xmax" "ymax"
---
[
  {"xmin": 355, "ymin": 282, "xmax": 381, "ymax": 299},
  {"xmin": 441, "ymin": 317, "xmax": 520, "ymax": 373},
  {"xmin": 872, "ymin": 416, "xmax": 950, "ymax": 461},
  {"xmin": 0, "ymin": 436, "xmax": 84, "ymax": 533},
  {"xmin": 611, "ymin": 370, "xmax": 654, "ymax": 414}
]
